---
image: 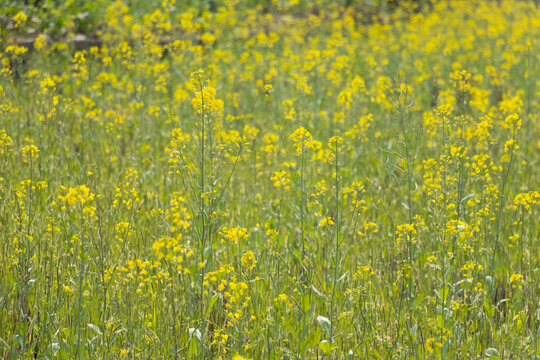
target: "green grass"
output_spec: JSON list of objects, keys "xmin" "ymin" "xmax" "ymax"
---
[{"xmin": 1, "ymin": 0, "xmax": 539, "ymax": 359}]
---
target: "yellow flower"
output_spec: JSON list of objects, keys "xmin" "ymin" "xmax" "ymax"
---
[
  {"xmin": 289, "ymin": 127, "xmax": 315, "ymax": 155},
  {"xmin": 270, "ymin": 170, "xmax": 291, "ymax": 191},
  {"xmin": 190, "ymin": 74, "xmax": 224, "ymax": 117},
  {"xmin": 241, "ymin": 251, "xmax": 257, "ymax": 270},
  {"xmin": 503, "ymin": 114, "xmax": 521, "ymax": 131},
  {"xmin": 274, "ymin": 293, "xmax": 288, "ymax": 305},
  {"xmin": 263, "ymin": 84, "xmax": 273, "ymax": 95},
  {"xmin": 510, "ymin": 273, "xmax": 524, "ymax": 289},
  {"xmin": 395, "ymin": 223, "xmax": 417, "ymax": 244},
  {"xmin": 220, "ymin": 226, "xmax": 248, "ymax": 244},
  {"xmin": 319, "ymin": 217, "xmax": 334, "ymax": 228},
  {"xmin": 5, "ymin": 45, "xmax": 28, "ymax": 57},
  {"xmin": 450, "ymin": 69, "xmax": 471, "ymax": 90},
  {"xmin": 34, "ymin": 35, "xmax": 47, "ymax": 50},
  {"xmin": 14, "ymin": 11, "xmax": 27, "ymax": 28},
  {"xmin": 22, "ymin": 144, "xmax": 39, "ymax": 163},
  {"xmin": 328, "ymin": 136, "xmax": 344, "ymax": 152},
  {"xmin": 233, "ymin": 355, "xmax": 250, "ymax": 360},
  {"xmin": 0, "ymin": 129, "xmax": 13, "ymax": 154}
]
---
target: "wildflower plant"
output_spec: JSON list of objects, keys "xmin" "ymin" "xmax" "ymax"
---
[{"xmin": 0, "ymin": 1, "xmax": 539, "ymax": 359}]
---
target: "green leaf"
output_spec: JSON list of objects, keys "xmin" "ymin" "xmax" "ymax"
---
[
  {"xmin": 312, "ymin": 285, "xmax": 328, "ymax": 301},
  {"xmin": 337, "ymin": 311, "xmax": 353, "ymax": 321},
  {"xmin": 87, "ymin": 323, "xmax": 102, "ymax": 336},
  {"xmin": 317, "ymin": 315, "xmax": 331, "ymax": 335},
  {"xmin": 337, "ymin": 271, "xmax": 349, "ymax": 282},
  {"xmin": 110, "ymin": 327, "xmax": 125, "ymax": 344},
  {"xmin": 205, "ymin": 293, "xmax": 220, "ymax": 320},
  {"xmin": 319, "ymin": 340, "xmax": 333, "ymax": 354},
  {"xmin": 187, "ymin": 335, "xmax": 198, "ymax": 357},
  {"xmin": 441, "ymin": 285, "xmax": 449, "ymax": 302},
  {"xmin": 485, "ymin": 348, "xmax": 500, "ymax": 358},
  {"xmin": 437, "ymin": 313, "xmax": 443, "ymax": 329},
  {"xmin": 302, "ymin": 293, "xmax": 310, "ymax": 312},
  {"xmin": 371, "ymin": 348, "xmax": 383, "ymax": 360}
]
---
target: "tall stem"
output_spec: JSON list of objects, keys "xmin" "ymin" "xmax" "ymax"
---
[
  {"xmin": 329, "ymin": 145, "xmax": 340, "ymax": 343},
  {"xmin": 491, "ymin": 124, "xmax": 517, "ymax": 280},
  {"xmin": 300, "ymin": 147, "xmax": 305, "ymax": 262},
  {"xmin": 198, "ymin": 77, "xmax": 206, "ymax": 357}
]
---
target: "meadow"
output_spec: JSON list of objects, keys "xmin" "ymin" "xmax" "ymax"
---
[{"xmin": 1, "ymin": 0, "xmax": 539, "ymax": 358}]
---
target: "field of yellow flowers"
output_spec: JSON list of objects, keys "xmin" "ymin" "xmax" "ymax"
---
[{"xmin": 1, "ymin": 0, "xmax": 539, "ymax": 358}]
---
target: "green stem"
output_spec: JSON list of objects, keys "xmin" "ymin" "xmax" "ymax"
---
[
  {"xmin": 198, "ymin": 77, "xmax": 206, "ymax": 358},
  {"xmin": 329, "ymin": 145, "xmax": 340, "ymax": 343}
]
